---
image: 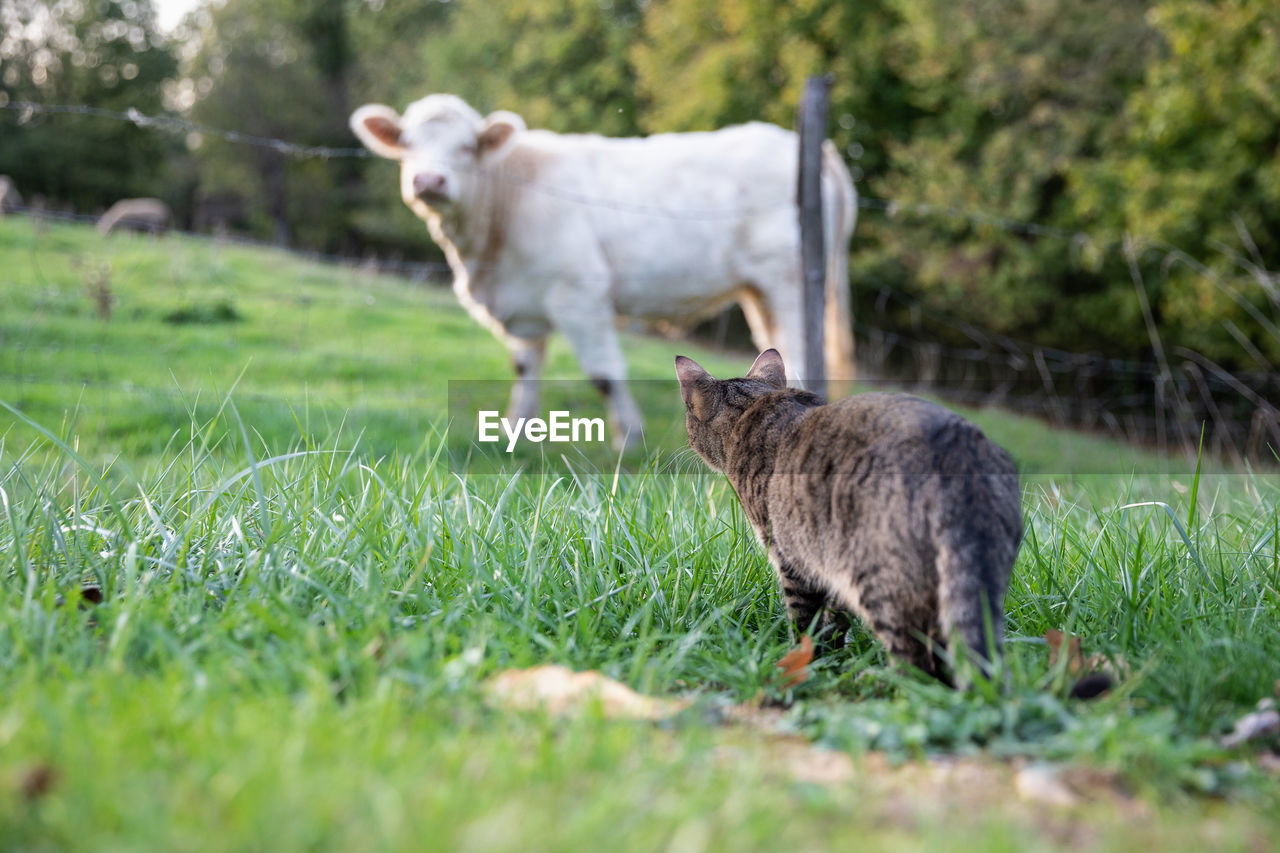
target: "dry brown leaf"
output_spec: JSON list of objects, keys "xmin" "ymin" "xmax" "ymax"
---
[
  {"xmin": 1046, "ymin": 629, "xmax": 1119, "ymax": 698},
  {"xmin": 485, "ymin": 665, "xmax": 689, "ymax": 720},
  {"xmin": 361, "ymin": 636, "xmax": 385, "ymax": 661},
  {"xmin": 1044, "ymin": 629, "xmax": 1085, "ymax": 675},
  {"xmin": 775, "ymin": 634, "xmax": 814, "ymax": 688},
  {"xmin": 20, "ymin": 764, "xmax": 58, "ymax": 802}
]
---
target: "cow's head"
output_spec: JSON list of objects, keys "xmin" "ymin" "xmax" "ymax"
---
[{"xmin": 350, "ymin": 95, "xmax": 525, "ymax": 216}]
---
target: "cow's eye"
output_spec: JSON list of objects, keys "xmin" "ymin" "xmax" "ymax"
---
[{"xmin": 461, "ymin": 143, "xmax": 479, "ymax": 157}]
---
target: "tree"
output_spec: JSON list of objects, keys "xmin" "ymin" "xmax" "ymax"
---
[
  {"xmin": 346, "ymin": 0, "xmax": 457, "ymax": 254},
  {"xmin": 186, "ymin": 0, "xmax": 352, "ymax": 247},
  {"xmin": 0, "ymin": 0, "xmax": 179, "ymax": 213},
  {"xmin": 1076, "ymin": 0, "xmax": 1280, "ymax": 366},
  {"xmin": 420, "ymin": 0, "xmax": 644, "ymax": 136},
  {"xmin": 856, "ymin": 0, "xmax": 1160, "ymax": 357}
]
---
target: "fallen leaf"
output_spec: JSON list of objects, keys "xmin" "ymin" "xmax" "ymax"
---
[
  {"xmin": 1044, "ymin": 629, "xmax": 1084, "ymax": 675},
  {"xmin": 775, "ymin": 634, "xmax": 814, "ymax": 688},
  {"xmin": 1046, "ymin": 629, "xmax": 1119, "ymax": 698},
  {"xmin": 20, "ymin": 764, "xmax": 58, "ymax": 802},
  {"xmin": 486, "ymin": 665, "xmax": 689, "ymax": 720},
  {"xmin": 361, "ymin": 636, "xmax": 385, "ymax": 661}
]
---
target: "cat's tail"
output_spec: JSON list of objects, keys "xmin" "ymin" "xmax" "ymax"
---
[
  {"xmin": 821, "ymin": 140, "xmax": 856, "ymax": 385},
  {"xmin": 936, "ymin": 543, "xmax": 1007, "ymax": 675}
]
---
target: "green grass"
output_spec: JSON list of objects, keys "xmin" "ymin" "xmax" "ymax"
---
[{"xmin": 1, "ymin": 218, "xmax": 1278, "ymax": 850}]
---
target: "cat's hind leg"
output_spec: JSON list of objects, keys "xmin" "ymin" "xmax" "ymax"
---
[{"xmin": 814, "ymin": 608, "xmax": 853, "ymax": 657}]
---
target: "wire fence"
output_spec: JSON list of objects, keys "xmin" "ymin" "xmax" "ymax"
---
[{"xmin": 3, "ymin": 99, "xmax": 1278, "ymax": 464}]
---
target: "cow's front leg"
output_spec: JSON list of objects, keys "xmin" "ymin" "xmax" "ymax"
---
[
  {"xmin": 505, "ymin": 334, "xmax": 547, "ymax": 422},
  {"xmin": 544, "ymin": 289, "xmax": 644, "ymax": 451}
]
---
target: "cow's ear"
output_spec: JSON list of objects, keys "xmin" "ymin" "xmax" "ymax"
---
[
  {"xmin": 477, "ymin": 111, "xmax": 526, "ymax": 157},
  {"xmin": 745, "ymin": 349, "xmax": 787, "ymax": 388},
  {"xmin": 675, "ymin": 356, "xmax": 721, "ymax": 421},
  {"xmin": 350, "ymin": 104, "xmax": 405, "ymax": 159}
]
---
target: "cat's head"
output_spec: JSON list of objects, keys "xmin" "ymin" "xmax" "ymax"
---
[{"xmin": 673, "ymin": 349, "xmax": 788, "ymax": 471}]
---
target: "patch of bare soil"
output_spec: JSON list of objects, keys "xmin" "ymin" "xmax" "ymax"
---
[{"xmin": 484, "ymin": 664, "xmax": 1274, "ymax": 850}]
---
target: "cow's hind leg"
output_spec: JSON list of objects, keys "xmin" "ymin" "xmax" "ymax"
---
[
  {"xmin": 737, "ymin": 286, "xmax": 777, "ymax": 354},
  {"xmin": 544, "ymin": 289, "xmax": 644, "ymax": 450},
  {"xmin": 744, "ymin": 270, "xmax": 806, "ymax": 384},
  {"xmin": 764, "ymin": 295, "xmax": 808, "ymax": 386}
]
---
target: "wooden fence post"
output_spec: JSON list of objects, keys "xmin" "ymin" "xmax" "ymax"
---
[{"xmin": 797, "ymin": 74, "xmax": 832, "ymax": 394}]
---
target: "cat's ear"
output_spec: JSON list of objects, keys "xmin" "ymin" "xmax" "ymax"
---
[
  {"xmin": 746, "ymin": 349, "xmax": 787, "ymax": 388},
  {"xmin": 675, "ymin": 355, "xmax": 720, "ymax": 420}
]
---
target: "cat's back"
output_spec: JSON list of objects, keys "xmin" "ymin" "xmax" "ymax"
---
[
  {"xmin": 767, "ymin": 391, "xmax": 1021, "ymax": 569},
  {"xmin": 780, "ymin": 392, "xmax": 1016, "ymax": 479}
]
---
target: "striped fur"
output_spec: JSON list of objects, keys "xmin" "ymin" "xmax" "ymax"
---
[{"xmin": 675, "ymin": 350, "xmax": 1023, "ymax": 682}]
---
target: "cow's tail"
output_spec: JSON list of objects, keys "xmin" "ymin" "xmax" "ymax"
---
[{"xmin": 821, "ymin": 140, "xmax": 856, "ymax": 384}]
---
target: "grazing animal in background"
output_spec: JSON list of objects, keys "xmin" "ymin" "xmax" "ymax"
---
[
  {"xmin": 351, "ymin": 94, "xmax": 857, "ymax": 448},
  {"xmin": 0, "ymin": 175, "xmax": 22, "ymax": 215},
  {"xmin": 97, "ymin": 198, "xmax": 171, "ymax": 236},
  {"xmin": 675, "ymin": 349, "xmax": 1023, "ymax": 682}
]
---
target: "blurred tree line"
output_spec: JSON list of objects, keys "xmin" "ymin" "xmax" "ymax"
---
[{"xmin": 1, "ymin": 0, "xmax": 1277, "ymax": 369}]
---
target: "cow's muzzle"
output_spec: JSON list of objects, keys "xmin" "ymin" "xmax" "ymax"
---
[{"xmin": 412, "ymin": 171, "xmax": 451, "ymax": 202}]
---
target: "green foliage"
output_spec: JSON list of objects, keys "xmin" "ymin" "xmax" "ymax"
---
[
  {"xmin": 1076, "ymin": 0, "xmax": 1280, "ymax": 365},
  {"xmin": 0, "ymin": 0, "xmax": 180, "ymax": 212},
  {"xmin": 636, "ymin": 0, "xmax": 1278, "ymax": 370},
  {"xmin": 633, "ymin": 0, "xmax": 908, "ymax": 176},
  {"xmin": 185, "ymin": 0, "xmax": 356, "ymax": 247},
  {"xmin": 853, "ymin": 0, "xmax": 1160, "ymax": 356},
  {"xmin": 416, "ymin": 0, "xmax": 644, "ymax": 136}
]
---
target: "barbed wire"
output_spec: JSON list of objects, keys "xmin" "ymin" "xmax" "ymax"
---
[
  {"xmin": 7, "ymin": 179, "xmax": 1275, "ymax": 394},
  {"xmin": 1, "ymin": 101, "xmax": 777, "ymax": 218},
  {"xmin": 2, "ymin": 101, "xmax": 373, "ymax": 160},
  {"xmin": 4, "ymin": 201, "xmax": 1152, "ymax": 378},
  {"xmin": 5, "ymin": 99, "xmax": 1094, "ymax": 231},
  {"xmin": 3, "ymin": 203, "xmax": 455, "ymax": 282},
  {"xmin": 4, "ymin": 99, "xmax": 1277, "ymax": 462}
]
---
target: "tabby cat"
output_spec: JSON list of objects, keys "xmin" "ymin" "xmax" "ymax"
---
[{"xmin": 675, "ymin": 349, "xmax": 1023, "ymax": 681}]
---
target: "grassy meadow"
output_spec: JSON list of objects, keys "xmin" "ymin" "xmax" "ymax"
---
[{"xmin": 1, "ymin": 217, "xmax": 1278, "ymax": 850}]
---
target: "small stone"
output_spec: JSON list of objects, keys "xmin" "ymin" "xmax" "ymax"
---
[
  {"xmin": 1221, "ymin": 709, "xmax": 1280, "ymax": 749},
  {"xmin": 1015, "ymin": 763, "xmax": 1081, "ymax": 808}
]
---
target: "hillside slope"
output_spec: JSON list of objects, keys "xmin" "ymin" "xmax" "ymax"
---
[{"xmin": 1, "ymin": 217, "xmax": 1174, "ymax": 477}]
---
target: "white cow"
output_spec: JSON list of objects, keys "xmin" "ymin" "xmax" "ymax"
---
[{"xmin": 351, "ymin": 94, "xmax": 856, "ymax": 447}]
